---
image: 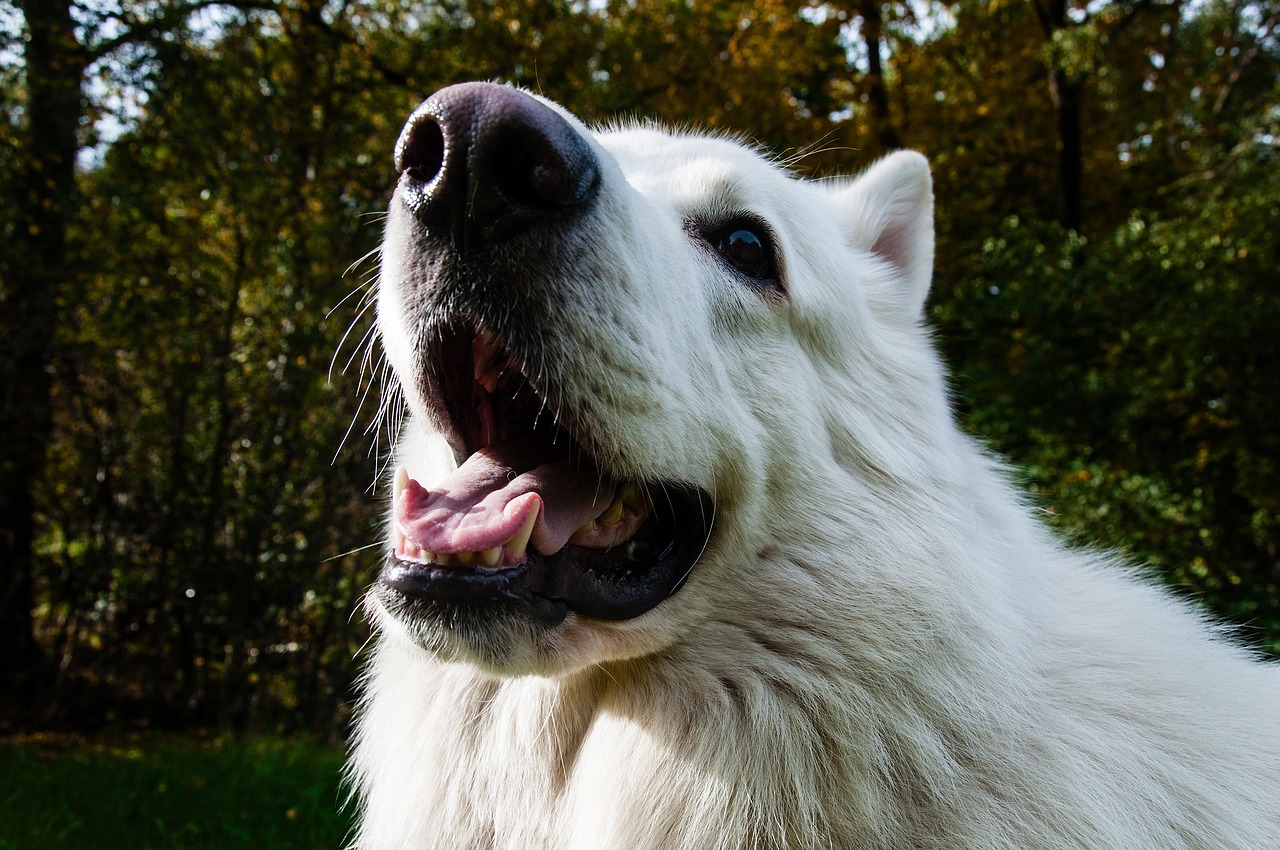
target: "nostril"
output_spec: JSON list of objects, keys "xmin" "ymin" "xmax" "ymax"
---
[
  {"xmin": 486, "ymin": 126, "xmax": 600, "ymax": 213},
  {"xmin": 490, "ymin": 133, "xmax": 545, "ymax": 210},
  {"xmin": 396, "ymin": 116, "xmax": 445, "ymax": 185}
]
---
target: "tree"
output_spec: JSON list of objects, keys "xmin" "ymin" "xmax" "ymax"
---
[
  {"xmin": 925, "ymin": 0, "xmax": 1280, "ymax": 651},
  {"xmin": 30, "ymin": 0, "xmax": 416, "ymax": 731},
  {"xmin": 1028, "ymin": 0, "xmax": 1088, "ymax": 231},
  {"xmin": 2, "ymin": 0, "xmax": 308, "ymax": 723},
  {"xmin": 1, "ymin": 0, "xmax": 82, "ymax": 718}
]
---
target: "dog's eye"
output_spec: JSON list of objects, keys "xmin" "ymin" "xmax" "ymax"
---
[
  {"xmin": 703, "ymin": 219, "xmax": 778, "ymax": 287},
  {"xmin": 717, "ymin": 228, "xmax": 768, "ymax": 276}
]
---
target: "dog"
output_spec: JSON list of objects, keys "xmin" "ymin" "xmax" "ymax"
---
[{"xmin": 349, "ymin": 82, "xmax": 1280, "ymax": 849}]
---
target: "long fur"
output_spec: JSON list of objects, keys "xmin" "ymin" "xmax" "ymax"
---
[{"xmin": 351, "ymin": 94, "xmax": 1280, "ymax": 849}]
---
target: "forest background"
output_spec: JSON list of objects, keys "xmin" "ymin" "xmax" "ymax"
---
[{"xmin": 2, "ymin": 0, "xmax": 1277, "ymax": 739}]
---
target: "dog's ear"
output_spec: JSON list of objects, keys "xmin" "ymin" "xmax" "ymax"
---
[{"xmin": 829, "ymin": 151, "xmax": 934, "ymax": 318}]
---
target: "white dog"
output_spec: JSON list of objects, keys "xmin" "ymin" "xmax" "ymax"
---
[{"xmin": 350, "ymin": 82, "xmax": 1280, "ymax": 849}]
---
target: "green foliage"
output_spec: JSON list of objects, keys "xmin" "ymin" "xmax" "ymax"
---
[
  {"xmin": 31, "ymin": 4, "xmax": 403, "ymax": 731},
  {"xmin": 0, "ymin": 736, "xmax": 352, "ymax": 850},
  {"xmin": 933, "ymin": 142, "xmax": 1280, "ymax": 652}
]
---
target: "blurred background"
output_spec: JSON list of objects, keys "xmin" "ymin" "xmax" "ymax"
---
[{"xmin": 1, "ymin": 0, "xmax": 1277, "ymax": 844}]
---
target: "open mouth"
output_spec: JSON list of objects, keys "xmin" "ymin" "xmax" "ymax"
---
[{"xmin": 378, "ymin": 324, "xmax": 713, "ymax": 623}]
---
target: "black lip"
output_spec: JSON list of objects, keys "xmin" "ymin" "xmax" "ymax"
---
[
  {"xmin": 376, "ymin": 559, "xmax": 568, "ymax": 625},
  {"xmin": 376, "ymin": 484, "xmax": 713, "ymax": 623}
]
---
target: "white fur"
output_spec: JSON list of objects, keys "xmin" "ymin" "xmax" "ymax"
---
[{"xmin": 353, "ymin": 103, "xmax": 1280, "ymax": 849}]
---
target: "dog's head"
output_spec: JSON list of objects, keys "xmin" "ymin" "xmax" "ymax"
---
[{"xmin": 371, "ymin": 83, "xmax": 943, "ymax": 674}]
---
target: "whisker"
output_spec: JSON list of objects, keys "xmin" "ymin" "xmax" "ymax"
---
[
  {"xmin": 334, "ymin": 306, "xmax": 380, "ymax": 381},
  {"xmin": 326, "ymin": 540, "xmax": 386, "ymax": 562}
]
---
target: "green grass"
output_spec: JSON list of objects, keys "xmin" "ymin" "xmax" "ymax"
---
[{"xmin": 0, "ymin": 735, "xmax": 354, "ymax": 850}]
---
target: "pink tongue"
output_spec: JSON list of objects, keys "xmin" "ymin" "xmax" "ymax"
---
[{"xmin": 395, "ymin": 435, "xmax": 616, "ymax": 556}]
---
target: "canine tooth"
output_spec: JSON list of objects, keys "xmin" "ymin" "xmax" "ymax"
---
[
  {"xmin": 619, "ymin": 482, "xmax": 645, "ymax": 510},
  {"xmin": 598, "ymin": 497, "xmax": 625, "ymax": 525},
  {"xmin": 393, "ymin": 526, "xmax": 405, "ymax": 553},
  {"xmin": 480, "ymin": 546, "xmax": 502, "ymax": 567},
  {"xmin": 394, "ymin": 466, "xmax": 409, "ymax": 501},
  {"xmin": 594, "ymin": 483, "xmax": 644, "ymax": 529},
  {"xmin": 477, "ymin": 366, "xmax": 502, "ymax": 394},
  {"xmin": 508, "ymin": 510, "xmax": 538, "ymax": 561},
  {"xmin": 473, "ymin": 330, "xmax": 504, "ymax": 393}
]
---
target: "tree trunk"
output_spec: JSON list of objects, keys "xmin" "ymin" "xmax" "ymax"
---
[
  {"xmin": 1, "ymin": 0, "xmax": 84, "ymax": 721},
  {"xmin": 856, "ymin": 0, "xmax": 903, "ymax": 152},
  {"xmin": 1046, "ymin": 65, "xmax": 1084, "ymax": 232},
  {"xmin": 1032, "ymin": 0, "xmax": 1085, "ymax": 233}
]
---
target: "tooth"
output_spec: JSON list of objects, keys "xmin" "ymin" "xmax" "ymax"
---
[
  {"xmin": 436, "ymin": 552, "xmax": 452, "ymax": 566},
  {"xmin": 507, "ymin": 510, "xmax": 537, "ymax": 561},
  {"xmin": 403, "ymin": 539, "xmax": 419, "ymax": 559},
  {"xmin": 478, "ymin": 365, "xmax": 501, "ymax": 394},
  {"xmin": 480, "ymin": 546, "xmax": 501, "ymax": 567},
  {"xmin": 598, "ymin": 496, "xmax": 624, "ymax": 525},
  {"xmin": 473, "ymin": 331, "xmax": 503, "ymax": 392},
  {"xmin": 456, "ymin": 551, "xmax": 473, "ymax": 566},
  {"xmin": 393, "ymin": 525, "xmax": 405, "ymax": 553},
  {"xmin": 619, "ymin": 482, "xmax": 644, "ymax": 510},
  {"xmin": 394, "ymin": 466, "xmax": 409, "ymax": 500}
]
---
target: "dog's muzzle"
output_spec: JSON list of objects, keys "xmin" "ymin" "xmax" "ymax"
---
[{"xmin": 376, "ymin": 84, "xmax": 713, "ymax": 633}]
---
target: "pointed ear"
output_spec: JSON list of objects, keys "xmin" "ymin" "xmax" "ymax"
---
[{"xmin": 828, "ymin": 151, "xmax": 935, "ymax": 317}]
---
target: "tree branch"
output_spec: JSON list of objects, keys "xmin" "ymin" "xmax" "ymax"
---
[{"xmin": 85, "ymin": 0, "xmax": 280, "ymax": 61}]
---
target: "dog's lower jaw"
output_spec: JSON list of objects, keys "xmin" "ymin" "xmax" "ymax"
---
[
  {"xmin": 365, "ymin": 590, "xmax": 555, "ymax": 674},
  {"xmin": 367, "ymin": 578, "xmax": 687, "ymax": 678}
]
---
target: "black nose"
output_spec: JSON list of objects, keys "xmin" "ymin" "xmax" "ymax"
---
[{"xmin": 394, "ymin": 82, "xmax": 600, "ymax": 249}]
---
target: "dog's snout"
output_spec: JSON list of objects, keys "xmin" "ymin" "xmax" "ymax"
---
[{"xmin": 395, "ymin": 82, "xmax": 600, "ymax": 248}]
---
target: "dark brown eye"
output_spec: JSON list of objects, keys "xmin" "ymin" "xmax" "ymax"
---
[
  {"xmin": 708, "ymin": 220, "xmax": 777, "ymax": 283},
  {"xmin": 719, "ymin": 229, "xmax": 766, "ymax": 275}
]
